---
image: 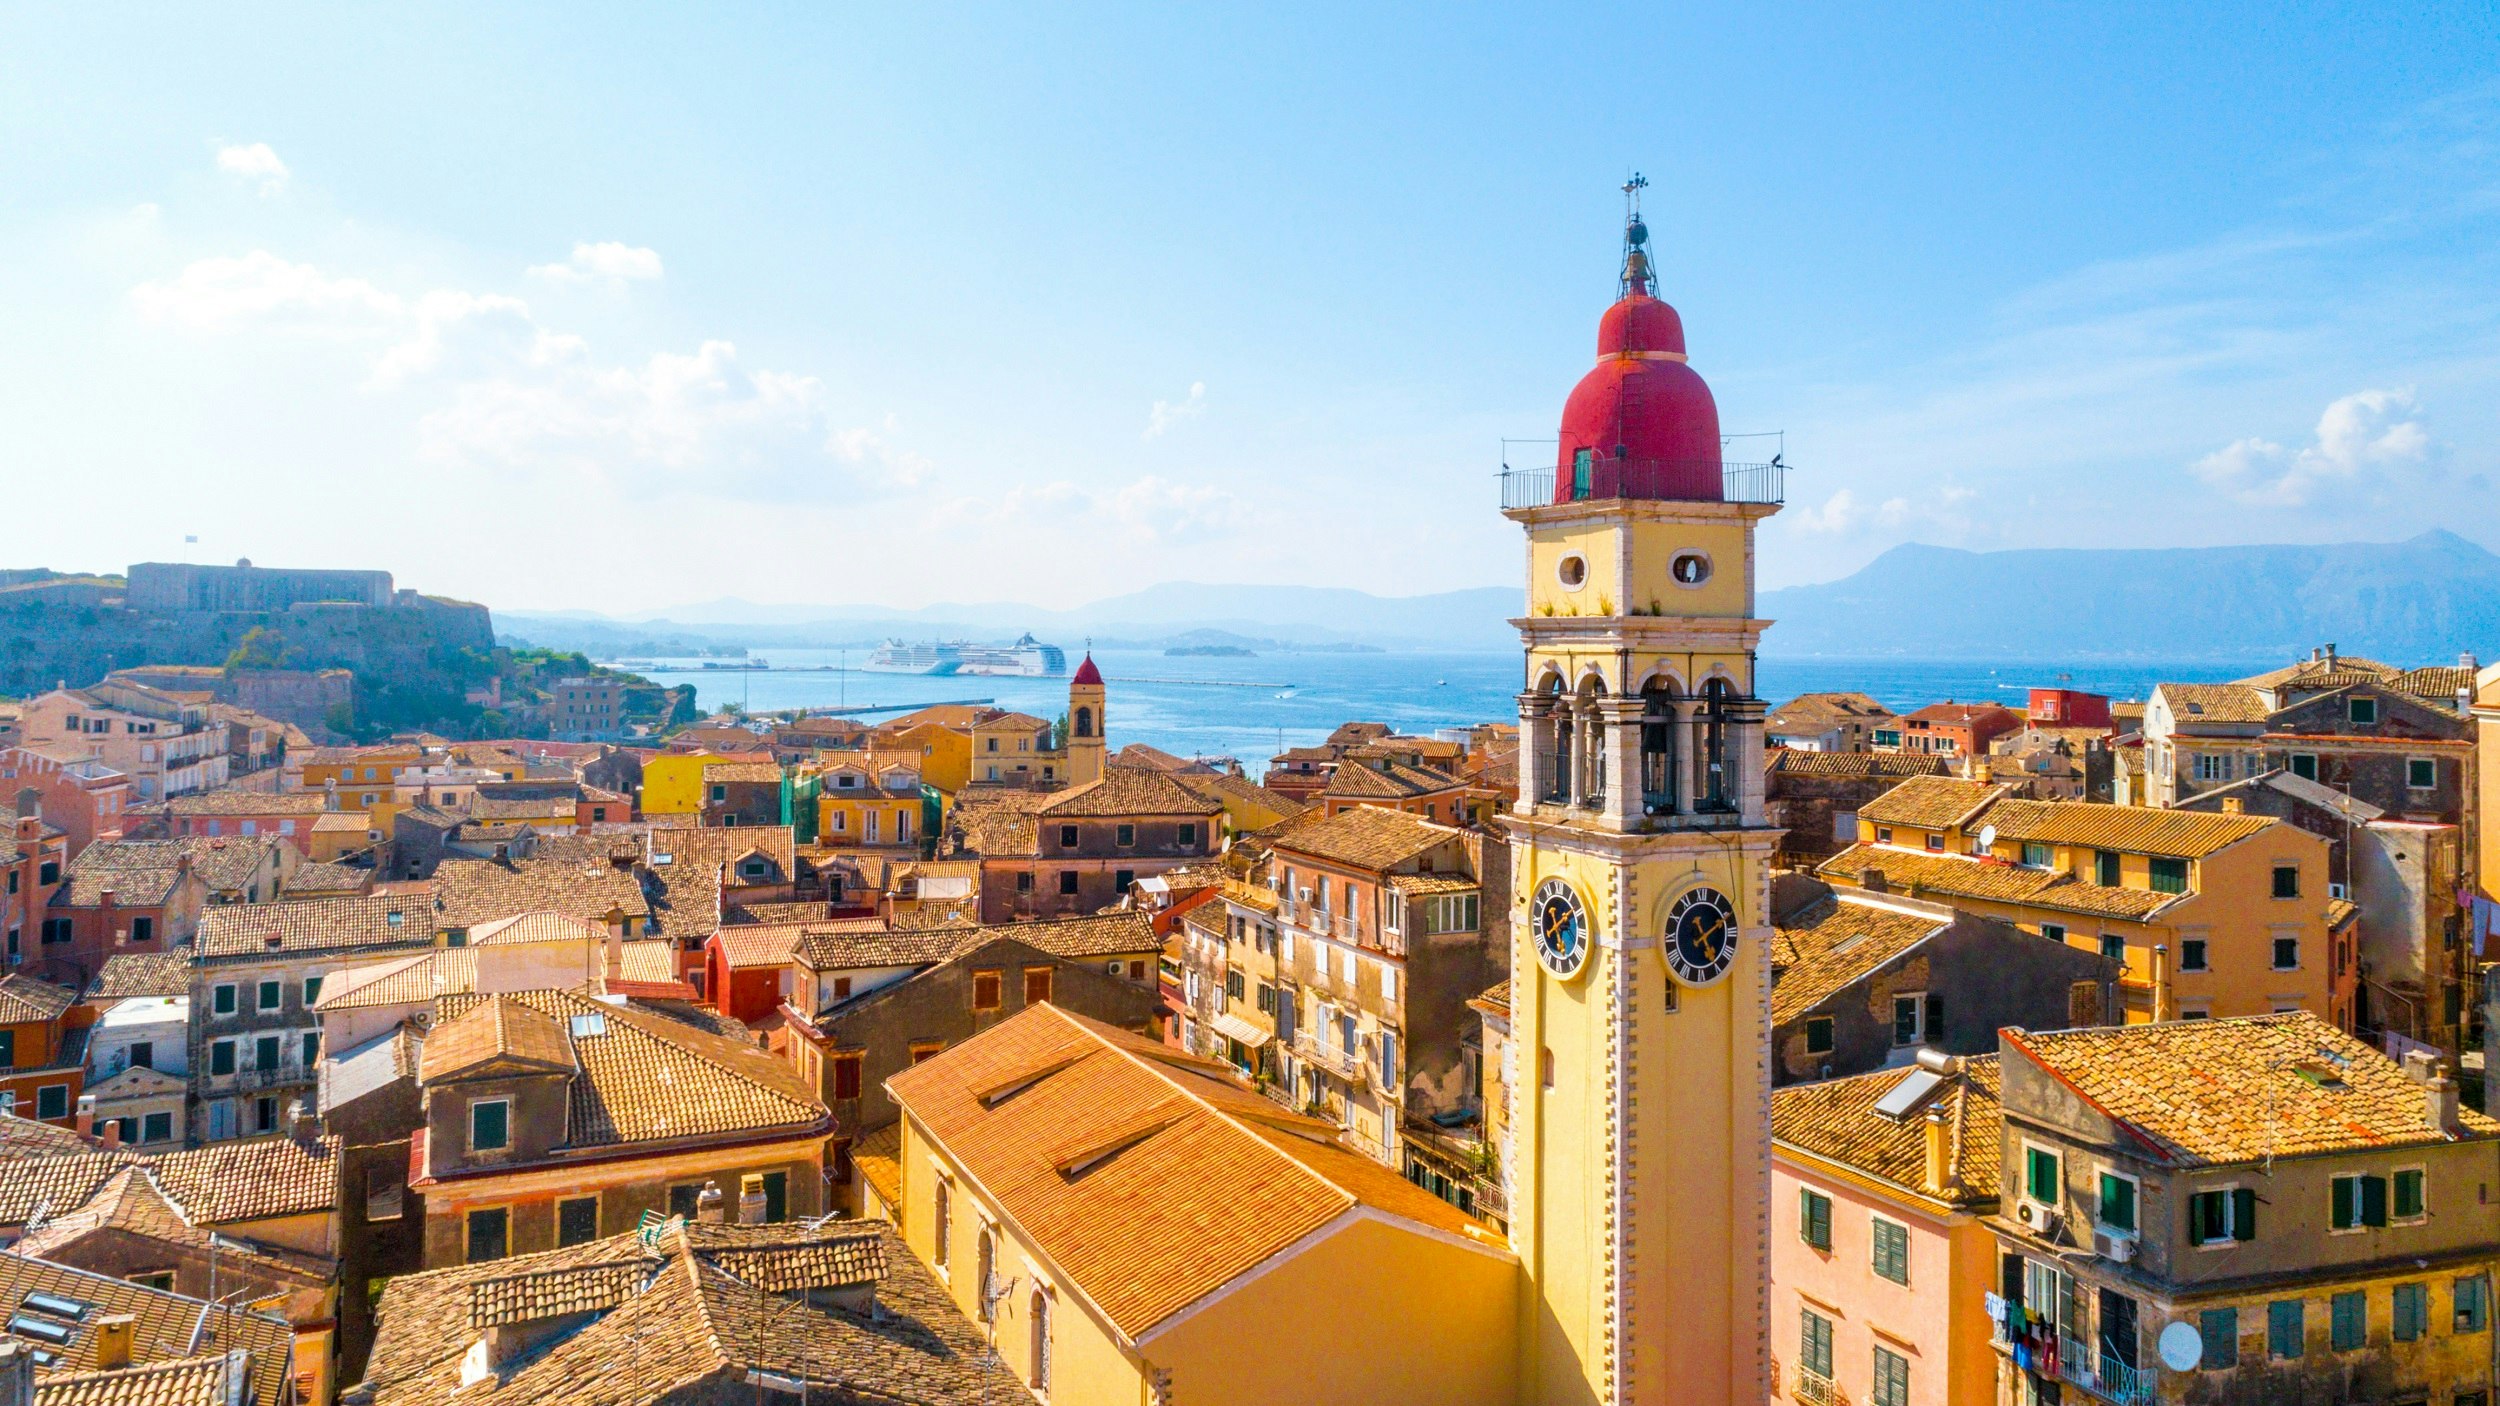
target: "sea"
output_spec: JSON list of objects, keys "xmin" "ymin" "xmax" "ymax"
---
[{"xmin": 625, "ymin": 648, "xmax": 2257, "ymax": 776}]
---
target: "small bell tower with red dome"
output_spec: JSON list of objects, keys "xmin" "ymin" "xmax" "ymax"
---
[
  {"xmin": 1503, "ymin": 178, "xmax": 1783, "ymax": 1406},
  {"xmin": 1066, "ymin": 652, "xmax": 1106, "ymax": 787}
]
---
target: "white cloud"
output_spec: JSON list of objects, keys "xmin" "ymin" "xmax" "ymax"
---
[
  {"xmin": 957, "ymin": 473, "xmax": 1241, "ymax": 542},
  {"xmin": 129, "ymin": 248, "xmax": 877, "ymax": 499},
  {"xmin": 1143, "ymin": 380, "xmax": 1206, "ymax": 439},
  {"xmin": 2192, "ymin": 388, "xmax": 2434, "ymax": 506},
  {"xmin": 129, "ymin": 250, "xmax": 400, "ymax": 334},
  {"xmin": 214, "ymin": 142, "xmax": 290, "ymax": 195},
  {"xmin": 528, "ymin": 242, "xmax": 665, "ymax": 285}
]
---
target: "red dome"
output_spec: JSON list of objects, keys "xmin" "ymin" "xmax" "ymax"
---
[
  {"xmin": 1553, "ymin": 286, "xmax": 1721, "ymax": 502},
  {"xmin": 1071, "ymin": 654, "xmax": 1102, "ymax": 686}
]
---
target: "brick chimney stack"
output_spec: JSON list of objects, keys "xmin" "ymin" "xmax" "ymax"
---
[{"xmin": 696, "ymin": 1180, "xmax": 726, "ymax": 1224}]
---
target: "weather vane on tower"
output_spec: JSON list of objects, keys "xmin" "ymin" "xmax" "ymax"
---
[{"xmin": 1619, "ymin": 172, "xmax": 1653, "ymax": 298}]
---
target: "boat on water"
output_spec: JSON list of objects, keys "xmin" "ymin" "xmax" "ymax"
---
[{"xmin": 862, "ymin": 633, "xmax": 1067, "ymax": 677}]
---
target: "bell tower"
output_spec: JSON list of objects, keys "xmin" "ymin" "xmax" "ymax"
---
[
  {"xmin": 1505, "ymin": 184, "xmax": 1782, "ymax": 1406},
  {"xmin": 1067, "ymin": 652, "xmax": 1106, "ymax": 787}
]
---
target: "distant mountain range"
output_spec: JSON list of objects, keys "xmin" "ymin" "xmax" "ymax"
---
[
  {"xmin": 1757, "ymin": 530, "xmax": 2500, "ymax": 664},
  {"xmin": 495, "ymin": 531, "xmax": 2500, "ymax": 666},
  {"xmin": 496, "ymin": 583, "xmax": 1526, "ymax": 655}
]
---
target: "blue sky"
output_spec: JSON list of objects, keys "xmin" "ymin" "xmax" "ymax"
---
[{"xmin": 3, "ymin": 4, "xmax": 2496, "ymax": 612}]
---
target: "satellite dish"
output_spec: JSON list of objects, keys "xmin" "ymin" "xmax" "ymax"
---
[
  {"xmin": 2158, "ymin": 1320, "xmax": 2203, "ymax": 1372},
  {"xmin": 1976, "ymin": 824, "xmax": 1998, "ymax": 851}
]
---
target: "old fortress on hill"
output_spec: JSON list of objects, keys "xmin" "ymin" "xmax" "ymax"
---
[{"xmin": 0, "ymin": 207, "xmax": 2493, "ymax": 1406}]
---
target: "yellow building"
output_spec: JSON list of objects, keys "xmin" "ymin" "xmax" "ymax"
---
[
  {"xmin": 1066, "ymin": 655, "xmax": 1106, "ymax": 786},
  {"xmin": 641, "ymin": 750, "xmax": 730, "ymax": 816},
  {"xmin": 1497, "ymin": 208, "xmax": 1781, "ymax": 1406},
  {"xmin": 1822, "ymin": 775, "xmax": 2347, "ymax": 1025},
  {"xmin": 813, "ymin": 751, "xmax": 927, "ymax": 852},
  {"xmin": 886, "ymin": 1003, "xmax": 1518, "ymax": 1406},
  {"xmin": 294, "ymin": 744, "xmax": 420, "ymax": 808},
  {"xmin": 870, "ymin": 721, "xmax": 972, "ymax": 797}
]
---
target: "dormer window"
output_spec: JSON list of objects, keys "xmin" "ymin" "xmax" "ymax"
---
[{"xmin": 469, "ymin": 1098, "xmax": 510, "ymax": 1153}]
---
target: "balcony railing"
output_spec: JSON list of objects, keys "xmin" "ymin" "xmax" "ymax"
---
[
  {"xmin": 1498, "ymin": 459, "xmax": 1786, "ymax": 511},
  {"xmin": 1792, "ymin": 1367, "xmax": 1836, "ymax": 1405},
  {"xmin": 2057, "ymin": 1334, "xmax": 2157, "ymax": 1406}
]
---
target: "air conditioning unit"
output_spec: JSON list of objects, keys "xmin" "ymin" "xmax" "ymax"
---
[
  {"xmin": 2095, "ymin": 1230, "xmax": 2137, "ymax": 1263},
  {"xmin": 2017, "ymin": 1202, "xmax": 2064, "ymax": 1241}
]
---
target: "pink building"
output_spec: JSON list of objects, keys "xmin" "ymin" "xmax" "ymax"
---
[
  {"xmin": 1771, "ymin": 1054, "xmax": 2003, "ymax": 1406},
  {"xmin": 0, "ymin": 747, "xmax": 134, "ymax": 858}
]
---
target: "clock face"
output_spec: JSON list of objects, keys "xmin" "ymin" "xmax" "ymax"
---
[
  {"xmin": 1665, "ymin": 887, "xmax": 1739, "ymax": 986},
  {"xmin": 1532, "ymin": 878, "xmax": 1591, "ymax": 979}
]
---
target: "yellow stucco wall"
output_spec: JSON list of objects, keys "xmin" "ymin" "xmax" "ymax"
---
[{"xmin": 641, "ymin": 752, "xmax": 725, "ymax": 816}]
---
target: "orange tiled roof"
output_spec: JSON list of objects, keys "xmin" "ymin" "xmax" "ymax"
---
[
  {"xmin": 1817, "ymin": 844, "xmax": 2174, "ymax": 922},
  {"xmin": 1774, "ymin": 1057, "xmax": 2002, "ymax": 1204},
  {"xmin": 1769, "ymin": 898, "xmax": 1946, "ymax": 1026},
  {"xmin": 885, "ymin": 1004, "xmax": 1505, "ymax": 1340},
  {"xmin": 1855, "ymin": 776, "xmax": 2005, "ymax": 831}
]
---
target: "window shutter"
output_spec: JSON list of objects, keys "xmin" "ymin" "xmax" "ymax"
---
[
  {"xmin": 2231, "ymin": 1187, "xmax": 2258, "ymax": 1241},
  {"xmin": 1924, "ymin": 992, "xmax": 1943, "ymax": 1041},
  {"xmin": 2361, "ymin": 1175, "xmax": 2388, "ymax": 1228},
  {"xmin": 2332, "ymin": 1177, "xmax": 2354, "ymax": 1230}
]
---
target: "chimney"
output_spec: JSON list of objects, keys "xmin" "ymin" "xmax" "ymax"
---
[
  {"xmin": 91, "ymin": 1315, "xmax": 133, "ymax": 1371},
  {"xmin": 2221, "ymin": 797, "xmax": 2245, "ymax": 815},
  {"xmin": 1921, "ymin": 1108, "xmax": 1952, "ymax": 1196},
  {"xmin": 695, "ymin": 1180, "xmax": 726, "ymax": 1224},
  {"xmin": 2149, "ymin": 945, "xmax": 2175, "ymax": 1023},
  {"xmin": 1862, "ymin": 868, "xmax": 1889, "ymax": 895},
  {"xmin": 738, "ymin": 1179, "xmax": 767, "ymax": 1225},
  {"xmin": 603, "ymin": 923, "xmax": 624, "ymax": 986},
  {"xmin": 2324, "ymin": 643, "xmax": 2338, "ymax": 668},
  {"xmin": 287, "ymin": 1097, "xmax": 318, "ymax": 1147},
  {"xmin": 324, "ymin": 777, "xmax": 339, "ymax": 811},
  {"xmin": 0, "ymin": 1341, "xmax": 32, "ymax": 1406},
  {"xmin": 11, "ymin": 790, "xmax": 37, "ymax": 827},
  {"xmin": 73, "ymin": 1095, "xmax": 94, "ymax": 1139},
  {"xmin": 1973, "ymin": 758, "xmax": 1994, "ymax": 785},
  {"xmin": 98, "ymin": 1120, "xmax": 120, "ymax": 1151},
  {"xmin": 2430, "ymin": 1069, "xmax": 2462, "ymax": 1137}
]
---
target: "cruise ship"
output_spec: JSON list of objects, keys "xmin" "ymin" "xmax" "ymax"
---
[{"xmin": 862, "ymin": 634, "xmax": 1067, "ymax": 676}]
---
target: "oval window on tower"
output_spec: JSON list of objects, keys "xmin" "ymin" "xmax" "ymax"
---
[
  {"xmin": 1671, "ymin": 551, "xmax": 1712, "ymax": 587},
  {"xmin": 1557, "ymin": 553, "xmax": 1588, "ymax": 590}
]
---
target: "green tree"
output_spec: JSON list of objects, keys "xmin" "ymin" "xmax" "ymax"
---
[{"xmin": 225, "ymin": 626, "xmax": 300, "ymax": 671}]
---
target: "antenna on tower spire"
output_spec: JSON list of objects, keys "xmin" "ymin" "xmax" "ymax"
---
[{"xmin": 1619, "ymin": 172, "xmax": 1653, "ymax": 298}]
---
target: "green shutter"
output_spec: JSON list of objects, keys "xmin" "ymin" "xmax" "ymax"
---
[
  {"xmin": 2361, "ymin": 1175, "xmax": 2389, "ymax": 1228},
  {"xmin": 2332, "ymin": 1177, "xmax": 2355, "ymax": 1230},
  {"xmin": 2231, "ymin": 1187, "xmax": 2258, "ymax": 1242}
]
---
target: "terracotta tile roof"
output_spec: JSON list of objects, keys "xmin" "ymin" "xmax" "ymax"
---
[
  {"xmin": 2156, "ymin": 682, "xmax": 2269, "ymax": 724},
  {"xmin": 2327, "ymin": 895, "xmax": 2360, "ymax": 930},
  {"xmin": 1768, "ymin": 692, "xmax": 1894, "ymax": 731},
  {"xmin": 1900, "ymin": 702, "xmax": 2018, "ymax": 725},
  {"xmin": 1817, "ymin": 844, "xmax": 2174, "ymax": 922},
  {"xmin": 55, "ymin": 843, "xmax": 195, "ymax": 908},
  {"xmin": 1171, "ymin": 771, "xmax": 1307, "ymax": 821},
  {"xmin": 418, "ymin": 995, "xmax": 576, "ymax": 1082},
  {"xmin": 1269, "ymin": 805, "xmax": 1458, "ymax": 872},
  {"xmin": 149, "ymin": 1135, "xmax": 341, "ymax": 1224},
  {"xmin": 1773, "ymin": 1056, "xmax": 2002, "ymax": 1204},
  {"xmin": 2235, "ymin": 655, "xmax": 2400, "ymax": 690},
  {"xmin": 2010, "ymin": 1012, "xmax": 2500, "ymax": 1165},
  {"xmin": 885, "ymin": 1004, "xmax": 1506, "ymax": 1339},
  {"xmin": 1321, "ymin": 758, "xmax": 1464, "ymax": 801},
  {"xmin": 430, "ymin": 859, "xmax": 650, "ymax": 934},
  {"xmin": 282, "ymin": 861, "xmax": 373, "ymax": 895},
  {"xmin": 426, "ymin": 989, "xmax": 821, "ymax": 1150},
  {"xmin": 1388, "ymin": 872, "xmax": 1478, "ymax": 896},
  {"xmin": 2395, "ymin": 666, "xmax": 2474, "ymax": 701},
  {"xmin": 0, "ymin": 1152, "xmax": 137, "ymax": 1224},
  {"xmin": 0, "ymin": 1114, "xmax": 97, "ymax": 1162},
  {"xmin": 710, "ymin": 924, "xmax": 800, "ymax": 970},
  {"xmin": 15, "ymin": 1166, "xmax": 330, "ymax": 1285},
  {"xmin": 700, "ymin": 762, "xmax": 783, "ymax": 784},
  {"xmin": 468, "ymin": 912, "xmax": 610, "ymax": 947},
  {"xmin": 850, "ymin": 1121, "xmax": 902, "ymax": 1208},
  {"xmin": 362, "ymin": 1222, "xmax": 1019, "ymax": 1406},
  {"xmin": 1979, "ymin": 797, "xmax": 2274, "ymax": 858},
  {"xmin": 948, "ymin": 789, "xmax": 1047, "ymax": 857},
  {"xmin": 1766, "ymin": 751, "xmax": 1950, "ymax": 779},
  {"xmin": 89, "ymin": 953, "xmax": 188, "ymax": 1003},
  {"xmin": 721, "ymin": 900, "xmax": 838, "ymax": 925},
  {"xmin": 1856, "ymin": 776, "xmax": 2005, "ymax": 831},
  {"xmin": 0, "ymin": 1252, "xmax": 294, "ymax": 1404},
  {"xmin": 793, "ymin": 924, "xmax": 966, "ymax": 972},
  {"xmin": 985, "ymin": 911, "xmax": 1150, "ymax": 959},
  {"xmin": 464, "ymin": 797, "xmax": 574, "ymax": 822},
  {"xmin": 0, "ymin": 975, "xmax": 78, "ymax": 1026},
  {"xmin": 36, "ymin": 1353, "xmax": 235, "ymax": 1406},
  {"xmin": 197, "ymin": 894, "xmax": 432, "ymax": 960},
  {"xmin": 1469, "ymin": 981, "xmax": 1511, "ymax": 1018},
  {"xmin": 1769, "ymin": 898, "xmax": 1947, "ymax": 1026},
  {"xmin": 1035, "ymin": 766, "xmax": 1224, "ymax": 819}
]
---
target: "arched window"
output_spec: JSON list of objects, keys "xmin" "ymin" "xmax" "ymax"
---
[
  {"xmin": 1031, "ymin": 1289, "xmax": 1054, "ymax": 1394},
  {"xmin": 1578, "ymin": 679, "xmax": 1608, "ymax": 805},
  {"xmin": 1700, "ymin": 678, "xmax": 1733, "ymax": 812},
  {"xmin": 932, "ymin": 1178, "xmax": 951, "ymax": 1271},
  {"xmin": 1540, "ymin": 677, "xmax": 1570, "ymax": 803},
  {"xmin": 1074, "ymin": 706, "xmax": 1094, "ymax": 739},
  {"xmin": 975, "ymin": 1228, "xmax": 996, "ymax": 1321},
  {"xmin": 1640, "ymin": 683, "xmax": 1679, "ymax": 814}
]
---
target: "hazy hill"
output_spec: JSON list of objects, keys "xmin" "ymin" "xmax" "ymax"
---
[{"xmin": 1759, "ymin": 530, "xmax": 2500, "ymax": 663}]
